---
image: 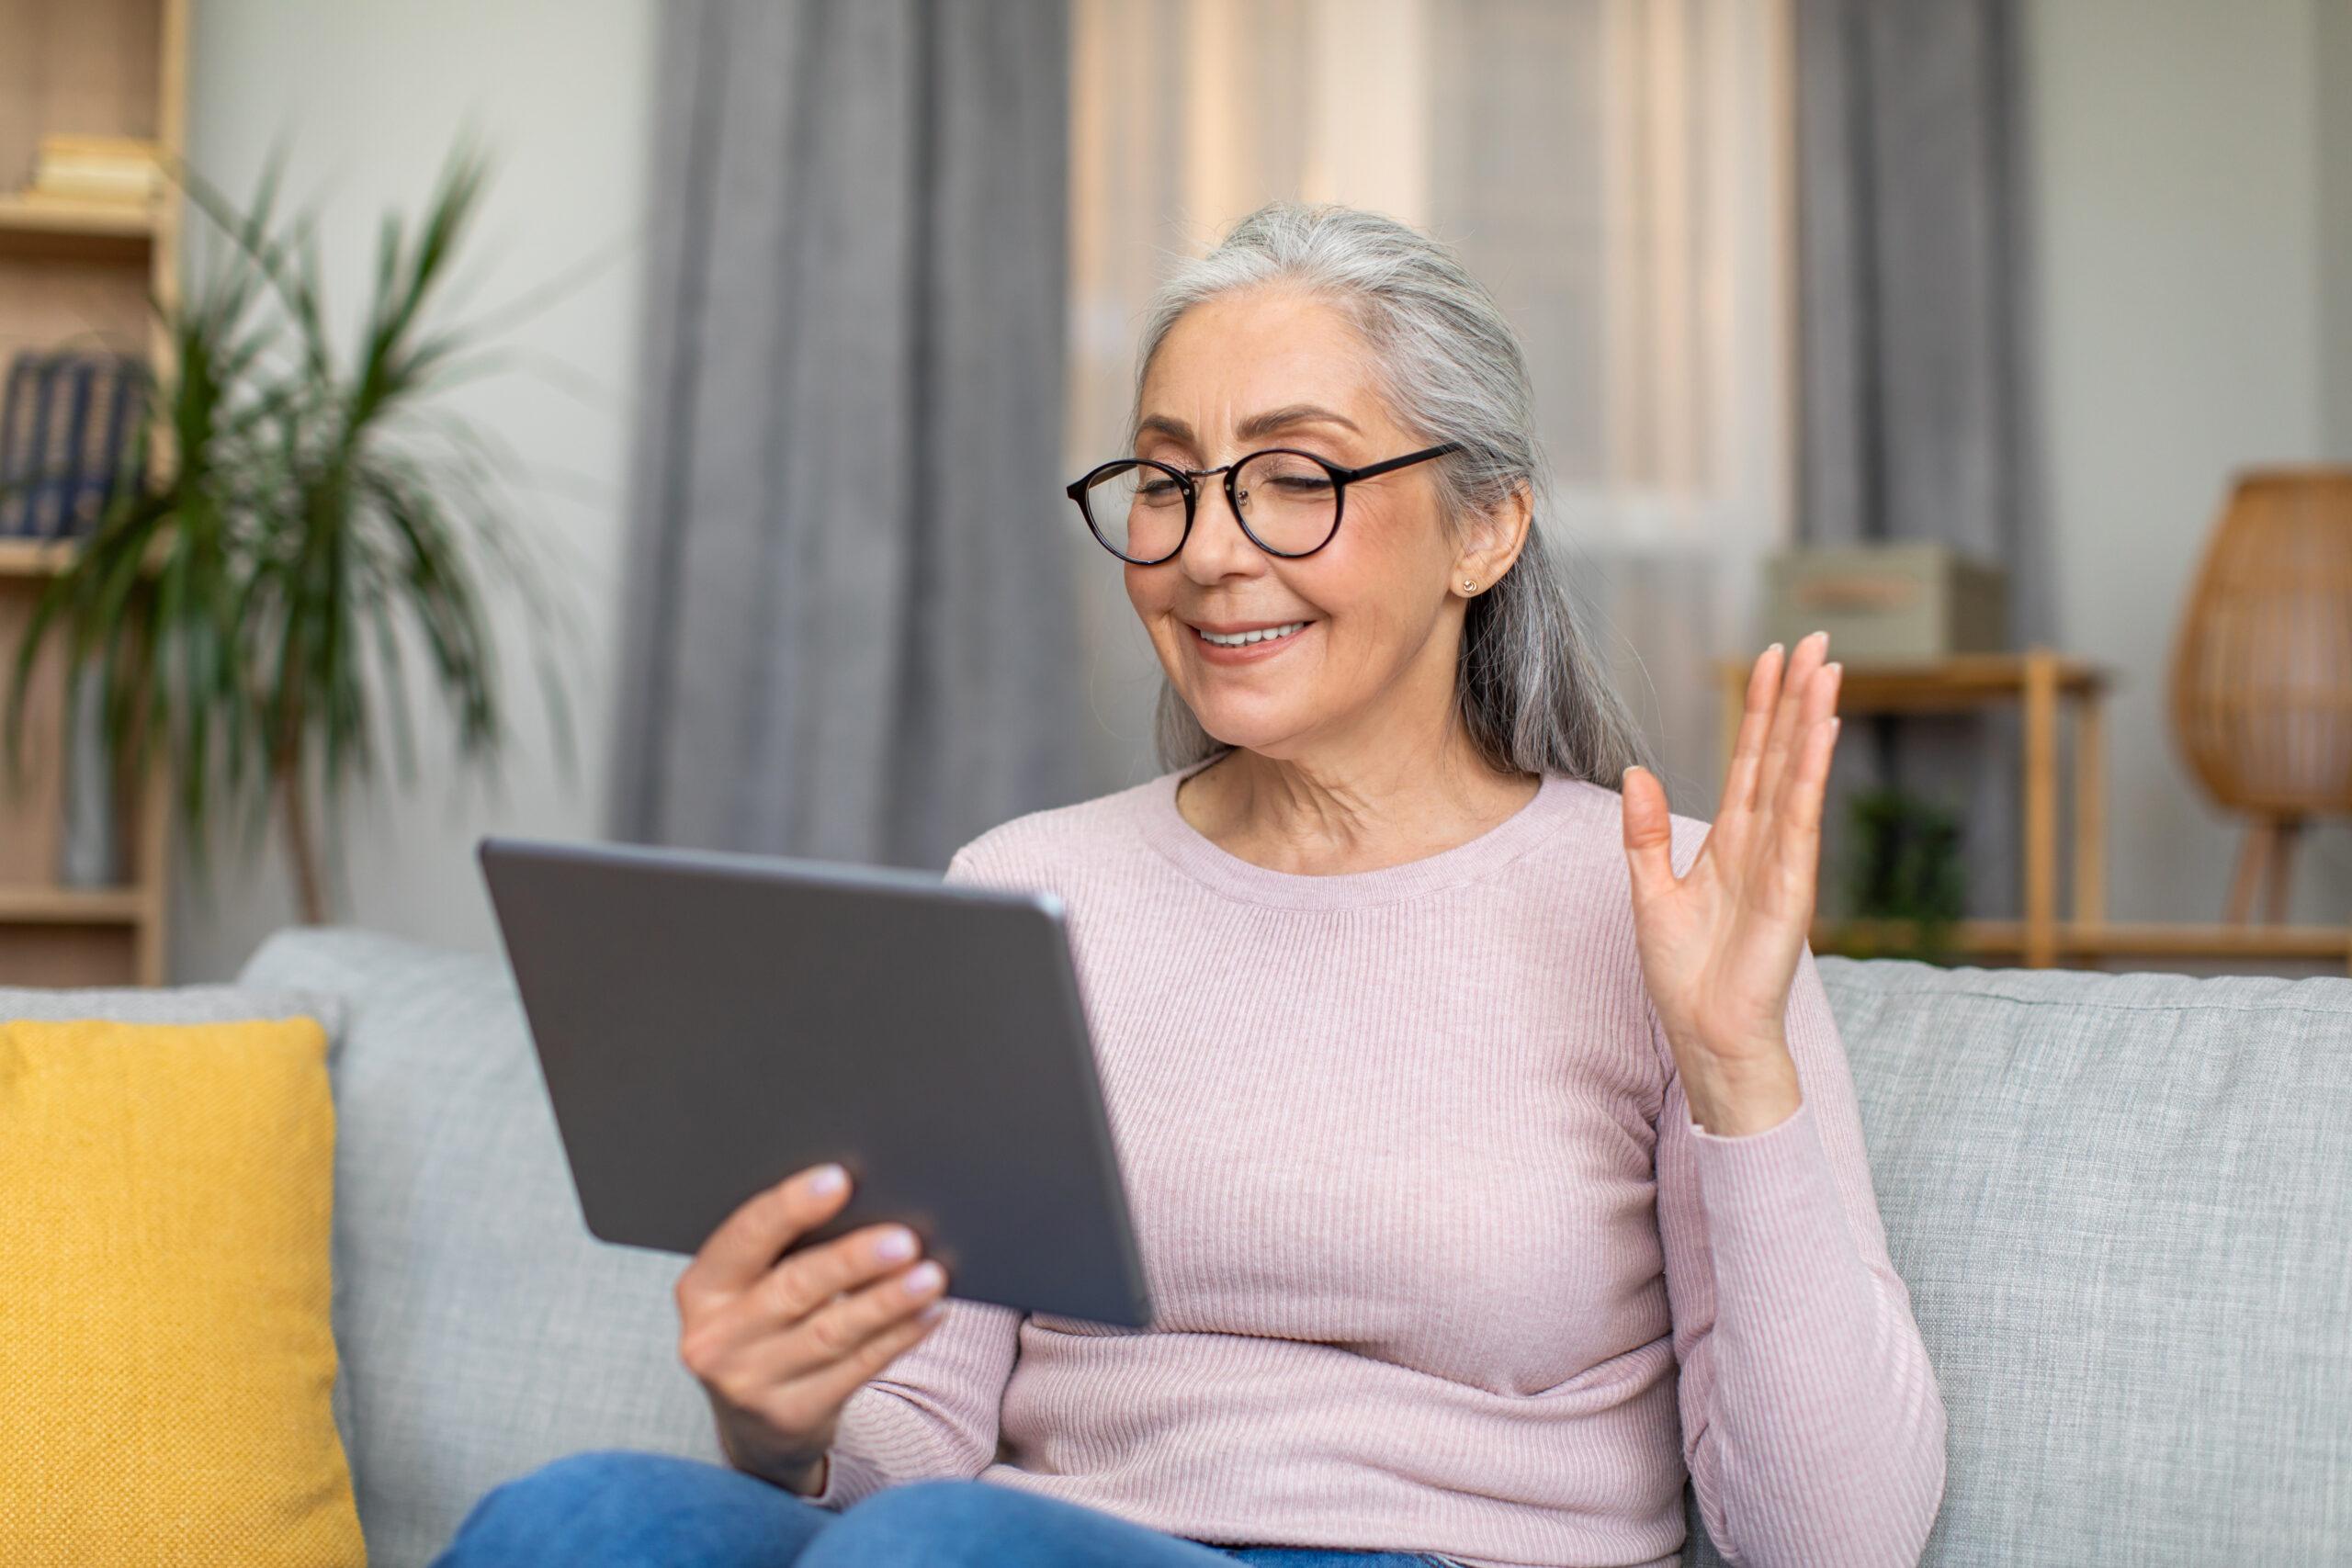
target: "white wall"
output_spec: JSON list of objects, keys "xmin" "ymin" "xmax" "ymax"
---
[
  {"xmin": 173, "ymin": 0, "xmax": 655, "ymax": 980},
  {"xmin": 2026, "ymin": 0, "xmax": 2352, "ymax": 932},
  {"xmin": 2324, "ymin": 0, "xmax": 2352, "ymax": 459}
]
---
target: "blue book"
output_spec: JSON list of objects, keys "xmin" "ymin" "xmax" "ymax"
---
[
  {"xmin": 0, "ymin": 355, "xmax": 39, "ymax": 536},
  {"xmin": 0, "ymin": 350, "xmax": 150, "ymax": 538}
]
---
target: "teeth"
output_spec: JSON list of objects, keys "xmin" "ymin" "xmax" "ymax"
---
[{"xmin": 1199, "ymin": 621, "xmax": 1306, "ymax": 648}]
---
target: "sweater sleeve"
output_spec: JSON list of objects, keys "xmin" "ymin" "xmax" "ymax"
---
[
  {"xmin": 1651, "ymin": 939, "xmax": 1948, "ymax": 1567},
  {"xmin": 804, "ymin": 1292, "xmax": 1024, "ymax": 1509},
  {"xmin": 804, "ymin": 843, "xmax": 1027, "ymax": 1509}
]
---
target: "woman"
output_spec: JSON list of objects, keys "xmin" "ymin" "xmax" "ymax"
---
[{"xmin": 438, "ymin": 201, "xmax": 1945, "ymax": 1568}]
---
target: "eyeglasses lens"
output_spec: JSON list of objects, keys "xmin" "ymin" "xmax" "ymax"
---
[{"xmin": 1083, "ymin": 462, "xmax": 1188, "ymax": 562}]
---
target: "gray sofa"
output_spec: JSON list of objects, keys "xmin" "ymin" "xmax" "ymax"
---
[{"xmin": 221, "ymin": 926, "xmax": 2350, "ymax": 1566}]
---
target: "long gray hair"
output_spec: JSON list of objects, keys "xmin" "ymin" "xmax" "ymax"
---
[{"xmin": 1131, "ymin": 201, "xmax": 1654, "ymax": 788}]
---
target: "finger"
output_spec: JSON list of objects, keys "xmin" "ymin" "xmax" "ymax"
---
[
  {"xmin": 1761, "ymin": 712, "xmax": 1840, "ymax": 913},
  {"xmin": 1720, "ymin": 642, "xmax": 1784, "ymax": 819},
  {"xmin": 681, "ymin": 1222, "xmax": 939, "ymax": 1382},
  {"xmin": 764, "ymin": 1293, "xmax": 952, "ymax": 1418},
  {"xmin": 1758, "ymin": 653, "xmax": 1840, "ymax": 829},
  {"xmin": 743, "ymin": 1260, "xmax": 952, "ymax": 1390},
  {"xmin": 746, "ymin": 1220, "xmax": 932, "ymax": 1334},
  {"xmin": 678, "ymin": 1163, "xmax": 852, "ymax": 1310},
  {"xmin": 1621, "ymin": 764, "xmax": 1676, "ymax": 904},
  {"xmin": 1787, "ymin": 714, "xmax": 1840, "ymax": 838},
  {"xmin": 1752, "ymin": 632, "xmax": 1833, "ymax": 828}
]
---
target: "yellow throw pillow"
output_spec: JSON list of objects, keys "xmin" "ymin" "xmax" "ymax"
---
[{"xmin": 0, "ymin": 1017, "xmax": 365, "ymax": 1567}]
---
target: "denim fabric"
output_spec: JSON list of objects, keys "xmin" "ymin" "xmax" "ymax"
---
[{"xmin": 431, "ymin": 1450, "xmax": 1464, "ymax": 1567}]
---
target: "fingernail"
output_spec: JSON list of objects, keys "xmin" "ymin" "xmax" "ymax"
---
[
  {"xmin": 1767, "ymin": 641, "xmax": 1782, "ymax": 656},
  {"xmin": 918, "ymin": 1301, "xmax": 948, "ymax": 1323},
  {"xmin": 876, "ymin": 1227, "xmax": 918, "ymax": 1261},
  {"xmin": 808, "ymin": 1164, "xmax": 847, "ymax": 1195}
]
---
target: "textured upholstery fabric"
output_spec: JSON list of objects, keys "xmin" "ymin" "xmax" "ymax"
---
[
  {"xmin": 0, "ymin": 981, "xmax": 356, "ymax": 1441},
  {"xmin": 0, "ymin": 1016, "xmax": 362, "ymax": 1566},
  {"xmin": 234, "ymin": 928, "xmax": 2352, "ymax": 1567},
  {"xmin": 238, "ymin": 927, "xmax": 724, "ymax": 1568},
  {"xmin": 0, "ymin": 978, "xmax": 346, "ymax": 1039},
  {"xmin": 1685, "ymin": 957, "xmax": 2352, "ymax": 1566}
]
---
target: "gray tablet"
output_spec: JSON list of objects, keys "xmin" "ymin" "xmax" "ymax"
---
[{"xmin": 477, "ymin": 833, "xmax": 1153, "ymax": 1330}]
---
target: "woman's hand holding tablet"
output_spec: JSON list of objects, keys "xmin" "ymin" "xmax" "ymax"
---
[{"xmin": 675, "ymin": 1160, "xmax": 951, "ymax": 1496}]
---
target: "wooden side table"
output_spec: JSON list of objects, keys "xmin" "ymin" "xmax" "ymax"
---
[{"xmin": 1716, "ymin": 647, "xmax": 2112, "ymax": 969}]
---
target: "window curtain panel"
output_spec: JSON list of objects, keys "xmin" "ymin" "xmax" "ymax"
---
[
  {"xmin": 1794, "ymin": 0, "xmax": 2057, "ymax": 920},
  {"xmin": 1065, "ymin": 0, "xmax": 1793, "ymax": 808},
  {"xmin": 606, "ymin": 0, "xmax": 1084, "ymax": 871}
]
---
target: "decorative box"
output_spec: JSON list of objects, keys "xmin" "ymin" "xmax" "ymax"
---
[{"xmin": 1761, "ymin": 540, "xmax": 2008, "ymax": 661}]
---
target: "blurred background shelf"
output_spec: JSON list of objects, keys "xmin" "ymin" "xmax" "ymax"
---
[
  {"xmin": 0, "ymin": 538, "xmax": 85, "ymax": 575},
  {"xmin": 0, "ymin": 884, "xmax": 151, "ymax": 922},
  {"xmin": 0, "ymin": 191, "xmax": 158, "ymax": 260},
  {"xmin": 0, "ymin": 0, "xmax": 187, "ymax": 987},
  {"xmin": 1817, "ymin": 918, "xmax": 2352, "ymax": 972}
]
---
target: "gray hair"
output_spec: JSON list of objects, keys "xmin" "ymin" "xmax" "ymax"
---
[{"xmin": 1130, "ymin": 200, "xmax": 1655, "ymax": 789}]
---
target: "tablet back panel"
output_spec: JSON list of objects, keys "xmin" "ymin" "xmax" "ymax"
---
[{"xmin": 477, "ymin": 834, "xmax": 1152, "ymax": 1329}]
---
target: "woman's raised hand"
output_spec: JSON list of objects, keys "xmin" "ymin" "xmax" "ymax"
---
[
  {"xmin": 674, "ymin": 1163, "xmax": 951, "ymax": 1494},
  {"xmin": 1618, "ymin": 631, "xmax": 1843, "ymax": 1134}
]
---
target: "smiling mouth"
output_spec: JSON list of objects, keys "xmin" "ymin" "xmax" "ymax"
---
[{"xmin": 1193, "ymin": 621, "xmax": 1310, "ymax": 648}]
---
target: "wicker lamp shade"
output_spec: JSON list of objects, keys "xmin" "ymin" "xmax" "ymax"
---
[{"xmin": 2167, "ymin": 467, "xmax": 2352, "ymax": 921}]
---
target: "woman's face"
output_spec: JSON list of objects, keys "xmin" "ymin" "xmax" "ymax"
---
[{"xmin": 1125, "ymin": 288, "xmax": 1505, "ymax": 763}]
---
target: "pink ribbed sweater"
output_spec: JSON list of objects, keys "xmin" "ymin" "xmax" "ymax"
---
[{"xmin": 806, "ymin": 760, "xmax": 1947, "ymax": 1567}]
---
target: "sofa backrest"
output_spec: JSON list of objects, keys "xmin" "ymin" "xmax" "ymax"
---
[{"xmin": 1682, "ymin": 955, "xmax": 2352, "ymax": 1566}]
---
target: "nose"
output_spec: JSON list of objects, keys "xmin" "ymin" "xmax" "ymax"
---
[{"xmin": 1177, "ymin": 466, "xmax": 1261, "ymax": 580}]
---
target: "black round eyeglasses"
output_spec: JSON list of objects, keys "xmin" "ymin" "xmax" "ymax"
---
[{"xmin": 1064, "ymin": 442, "xmax": 1464, "ymax": 565}]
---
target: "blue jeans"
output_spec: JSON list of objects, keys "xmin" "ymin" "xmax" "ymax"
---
[{"xmin": 431, "ymin": 1450, "xmax": 1464, "ymax": 1568}]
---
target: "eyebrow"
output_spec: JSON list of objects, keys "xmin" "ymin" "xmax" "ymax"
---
[{"xmin": 1136, "ymin": 404, "xmax": 1363, "ymax": 451}]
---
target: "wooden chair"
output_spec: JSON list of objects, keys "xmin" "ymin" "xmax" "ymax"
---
[{"xmin": 2168, "ymin": 468, "xmax": 2352, "ymax": 924}]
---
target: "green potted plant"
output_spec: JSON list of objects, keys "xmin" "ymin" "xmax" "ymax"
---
[
  {"xmin": 3, "ymin": 135, "xmax": 586, "ymax": 924},
  {"xmin": 1834, "ymin": 784, "xmax": 1968, "ymax": 966}
]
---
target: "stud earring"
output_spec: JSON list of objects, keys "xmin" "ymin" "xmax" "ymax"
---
[{"xmin": 1463, "ymin": 578, "xmax": 1476, "ymax": 591}]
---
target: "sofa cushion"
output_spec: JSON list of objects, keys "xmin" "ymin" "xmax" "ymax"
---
[
  {"xmin": 1682, "ymin": 957, "xmax": 2352, "ymax": 1566},
  {"xmin": 0, "ymin": 1016, "xmax": 363, "ymax": 1566},
  {"xmin": 238, "ymin": 927, "xmax": 723, "ymax": 1568},
  {"xmin": 0, "ymin": 980, "xmax": 355, "ymax": 1440}
]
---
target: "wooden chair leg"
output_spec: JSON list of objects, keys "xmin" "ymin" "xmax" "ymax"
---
[
  {"xmin": 2023, "ymin": 649, "xmax": 2059, "ymax": 968},
  {"xmin": 2225, "ymin": 818, "xmax": 2276, "ymax": 925},
  {"xmin": 2265, "ymin": 816, "xmax": 2302, "ymax": 925}
]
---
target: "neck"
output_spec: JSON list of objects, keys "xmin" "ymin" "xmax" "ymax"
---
[{"xmin": 1178, "ymin": 724, "xmax": 1541, "ymax": 878}]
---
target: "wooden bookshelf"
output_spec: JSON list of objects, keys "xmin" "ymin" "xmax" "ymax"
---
[
  {"xmin": 0, "ymin": 192, "xmax": 159, "ymax": 264},
  {"xmin": 0, "ymin": 0, "xmax": 187, "ymax": 987},
  {"xmin": 0, "ymin": 538, "xmax": 77, "ymax": 573}
]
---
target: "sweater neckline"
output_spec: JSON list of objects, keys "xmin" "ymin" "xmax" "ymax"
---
[{"xmin": 1139, "ymin": 755, "xmax": 1580, "ymax": 910}]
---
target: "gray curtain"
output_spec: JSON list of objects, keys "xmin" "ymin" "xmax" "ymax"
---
[
  {"xmin": 1795, "ymin": 0, "xmax": 2056, "ymax": 920},
  {"xmin": 606, "ymin": 0, "xmax": 1084, "ymax": 872}
]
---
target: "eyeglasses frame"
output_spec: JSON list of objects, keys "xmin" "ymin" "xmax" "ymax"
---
[{"xmin": 1064, "ymin": 440, "xmax": 1464, "ymax": 564}]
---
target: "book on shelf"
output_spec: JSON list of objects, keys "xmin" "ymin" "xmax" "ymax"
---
[
  {"xmin": 0, "ymin": 352, "xmax": 151, "ymax": 539},
  {"xmin": 24, "ymin": 132, "xmax": 164, "ymax": 206}
]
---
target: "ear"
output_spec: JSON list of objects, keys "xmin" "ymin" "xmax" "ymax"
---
[{"xmin": 1453, "ymin": 479, "xmax": 1534, "ymax": 591}]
